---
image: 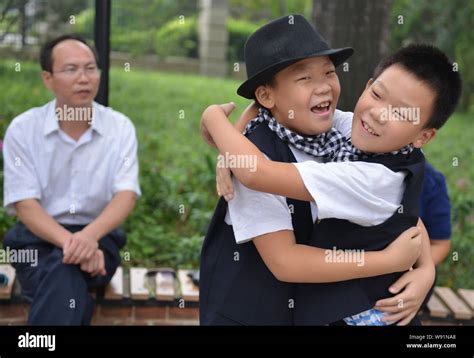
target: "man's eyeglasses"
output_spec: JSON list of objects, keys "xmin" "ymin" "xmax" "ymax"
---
[{"xmin": 52, "ymin": 66, "xmax": 101, "ymax": 78}]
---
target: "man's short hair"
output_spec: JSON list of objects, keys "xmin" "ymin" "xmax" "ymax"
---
[{"xmin": 40, "ymin": 34, "xmax": 100, "ymax": 72}]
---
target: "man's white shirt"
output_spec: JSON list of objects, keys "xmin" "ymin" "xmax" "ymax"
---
[
  {"xmin": 225, "ymin": 109, "xmax": 406, "ymax": 244},
  {"xmin": 3, "ymin": 100, "xmax": 141, "ymax": 225}
]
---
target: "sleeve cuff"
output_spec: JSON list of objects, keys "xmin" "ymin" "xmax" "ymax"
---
[
  {"xmin": 233, "ymin": 223, "xmax": 293, "ymax": 244},
  {"xmin": 112, "ymin": 183, "xmax": 141, "ymax": 198},
  {"xmin": 4, "ymin": 191, "xmax": 42, "ymax": 209}
]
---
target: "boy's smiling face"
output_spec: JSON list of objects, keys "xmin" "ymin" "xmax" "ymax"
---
[
  {"xmin": 351, "ymin": 64, "xmax": 437, "ymax": 153},
  {"xmin": 255, "ymin": 56, "xmax": 340, "ymax": 135}
]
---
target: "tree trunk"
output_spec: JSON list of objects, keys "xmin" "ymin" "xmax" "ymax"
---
[
  {"xmin": 19, "ymin": 0, "xmax": 27, "ymax": 48},
  {"xmin": 312, "ymin": 0, "xmax": 393, "ymax": 111}
]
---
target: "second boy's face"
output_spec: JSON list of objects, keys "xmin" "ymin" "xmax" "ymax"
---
[
  {"xmin": 351, "ymin": 64, "xmax": 436, "ymax": 153},
  {"xmin": 257, "ymin": 56, "xmax": 340, "ymax": 135}
]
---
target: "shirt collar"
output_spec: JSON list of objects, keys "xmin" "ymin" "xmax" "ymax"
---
[{"xmin": 43, "ymin": 100, "xmax": 105, "ymax": 137}]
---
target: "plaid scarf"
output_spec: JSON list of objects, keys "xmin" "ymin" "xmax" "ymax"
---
[{"xmin": 244, "ymin": 108, "xmax": 413, "ymax": 162}]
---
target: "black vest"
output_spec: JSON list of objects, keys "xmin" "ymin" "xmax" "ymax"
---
[
  {"xmin": 199, "ymin": 124, "xmax": 313, "ymax": 325},
  {"xmin": 294, "ymin": 149, "xmax": 425, "ymax": 325}
]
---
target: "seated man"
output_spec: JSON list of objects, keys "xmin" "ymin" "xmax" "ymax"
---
[{"xmin": 2, "ymin": 34, "xmax": 140, "ymax": 325}]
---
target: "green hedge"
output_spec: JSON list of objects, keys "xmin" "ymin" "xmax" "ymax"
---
[
  {"xmin": 155, "ymin": 17, "xmax": 260, "ymax": 63},
  {"xmin": 74, "ymin": 9, "xmax": 259, "ymax": 62},
  {"xmin": 74, "ymin": 8, "xmax": 155, "ymax": 56},
  {"xmin": 112, "ymin": 30, "xmax": 156, "ymax": 56},
  {"xmin": 227, "ymin": 18, "xmax": 260, "ymax": 64},
  {"xmin": 155, "ymin": 17, "xmax": 199, "ymax": 59}
]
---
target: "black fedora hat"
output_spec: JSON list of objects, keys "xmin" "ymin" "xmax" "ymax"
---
[{"xmin": 237, "ymin": 15, "xmax": 353, "ymax": 99}]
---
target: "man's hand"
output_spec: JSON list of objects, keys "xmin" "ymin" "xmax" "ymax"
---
[
  {"xmin": 63, "ymin": 230, "xmax": 99, "ymax": 264},
  {"xmin": 80, "ymin": 249, "xmax": 107, "ymax": 277},
  {"xmin": 383, "ymin": 226, "xmax": 422, "ymax": 272},
  {"xmin": 375, "ymin": 265, "xmax": 435, "ymax": 325}
]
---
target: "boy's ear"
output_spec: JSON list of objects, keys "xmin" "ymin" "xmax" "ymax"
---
[
  {"xmin": 413, "ymin": 128, "xmax": 437, "ymax": 148},
  {"xmin": 42, "ymin": 71, "xmax": 53, "ymax": 90},
  {"xmin": 255, "ymin": 85, "xmax": 275, "ymax": 109},
  {"xmin": 365, "ymin": 78, "xmax": 374, "ymax": 90}
]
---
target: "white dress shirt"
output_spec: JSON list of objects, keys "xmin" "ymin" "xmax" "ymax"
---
[
  {"xmin": 225, "ymin": 110, "xmax": 406, "ymax": 243},
  {"xmin": 3, "ymin": 100, "xmax": 141, "ymax": 225}
]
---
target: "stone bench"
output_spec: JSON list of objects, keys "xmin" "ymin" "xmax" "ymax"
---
[
  {"xmin": 0, "ymin": 264, "xmax": 199, "ymax": 325},
  {"xmin": 1, "ymin": 264, "xmax": 473, "ymax": 326},
  {"xmin": 419, "ymin": 286, "xmax": 474, "ymax": 325}
]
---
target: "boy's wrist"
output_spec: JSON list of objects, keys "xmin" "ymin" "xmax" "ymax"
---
[
  {"xmin": 414, "ymin": 260, "xmax": 435, "ymax": 281},
  {"xmin": 378, "ymin": 250, "xmax": 397, "ymax": 274},
  {"xmin": 365, "ymin": 250, "xmax": 396, "ymax": 276}
]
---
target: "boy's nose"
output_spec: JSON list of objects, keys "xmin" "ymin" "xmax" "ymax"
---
[
  {"xmin": 313, "ymin": 83, "xmax": 331, "ymax": 95},
  {"xmin": 370, "ymin": 107, "xmax": 386, "ymax": 124}
]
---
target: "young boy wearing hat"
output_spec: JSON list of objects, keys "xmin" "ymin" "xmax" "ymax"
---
[
  {"xmin": 201, "ymin": 44, "xmax": 461, "ymax": 325},
  {"xmin": 199, "ymin": 15, "xmax": 427, "ymax": 326}
]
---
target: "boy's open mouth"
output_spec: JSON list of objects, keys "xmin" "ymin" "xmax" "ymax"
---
[
  {"xmin": 311, "ymin": 101, "xmax": 331, "ymax": 114},
  {"xmin": 361, "ymin": 119, "xmax": 380, "ymax": 136}
]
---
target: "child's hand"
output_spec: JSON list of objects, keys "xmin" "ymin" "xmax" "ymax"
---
[
  {"xmin": 374, "ymin": 265, "xmax": 435, "ymax": 325},
  {"xmin": 200, "ymin": 103, "xmax": 236, "ymax": 147},
  {"xmin": 200, "ymin": 117, "xmax": 216, "ymax": 147},
  {"xmin": 384, "ymin": 226, "xmax": 422, "ymax": 272},
  {"xmin": 232, "ymin": 101, "xmax": 259, "ymax": 132},
  {"xmin": 242, "ymin": 101, "xmax": 259, "ymax": 119},
  {"xmin": 216, "ymin": 157, "xmax": 234, "ymax": 201},
  {"xmin": 219, "ymin": 102, "xmax": 236, "ymax": 117}
]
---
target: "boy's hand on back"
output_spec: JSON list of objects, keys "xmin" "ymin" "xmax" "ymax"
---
[
  {"xmin": 375, "ymin": 265, "xmax": 435, "ymax": 325},
  {"xmin": 384, "ymin": 226, "xmax": 422, "ymax": 272},
  {"xmin": 216, "ymin": 161, "xmax": 234, "ymax": 201}
]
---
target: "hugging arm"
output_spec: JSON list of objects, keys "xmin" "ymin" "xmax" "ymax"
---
[
  {"xmin": 250, "ymin": 220, "xmax": 431, "ymax": 325},
  {"xmin": 216, "ymin": 102, "xmax": 259, "ymax": 199},
  {"xmin": 375, "ymin": 218, "xmax": 436, "ymax": 325},
  {"xmin": 235, "ymin": 101, "xmax": 259, "ymax": 132},
  {"xmin": 252, "ymin": 226, "xmax": 422, "ymax": 283},
  {"xmin": 202, "ymin": 104, "xmax": 312, "ymax": 201}
]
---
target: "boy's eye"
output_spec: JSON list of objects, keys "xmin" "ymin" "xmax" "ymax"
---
[
  {"xmin": 297, "ymin": 76, "xmax": 311, "ymax": 81},
  {"xmin": 371, "ymin": 89, "xmax": 381, "ymax": 99},
  {"xmin": 326, "ymin": 70, "xmax": 336, "ymax": 75}
]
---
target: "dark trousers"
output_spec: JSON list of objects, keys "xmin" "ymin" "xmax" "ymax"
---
[{"xmin": 3, "ymin": 222, "xmax": 126, "ymax": 325}]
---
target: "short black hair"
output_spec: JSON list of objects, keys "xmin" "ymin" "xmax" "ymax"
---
[
  {"xmin": 40, "ymin": 34, "xmax": 99, "ymax": 72},
  {"xmin": 372, "ymin": 44, "xmax": 462, "ymax": 129}
]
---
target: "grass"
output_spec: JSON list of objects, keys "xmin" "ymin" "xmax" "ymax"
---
[{"xmin": 0, "ymin": 60, "xmax": 472, "ymax": 288}]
